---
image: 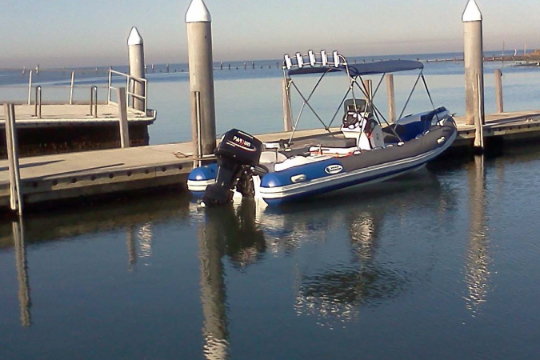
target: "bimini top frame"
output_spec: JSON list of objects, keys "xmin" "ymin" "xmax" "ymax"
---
[{"xmin": 282, "ymin": 50, "xmax": 434, "ymax": 144}]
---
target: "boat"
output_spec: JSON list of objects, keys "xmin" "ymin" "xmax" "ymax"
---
[{"xmin": 188, "ymin": 51, "xmax": 457, "ymax": 206}]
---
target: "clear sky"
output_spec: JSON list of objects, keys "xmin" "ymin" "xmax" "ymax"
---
[{"xmin": 1, "ymin": 0, "xmax": 539, "ymax": 68}]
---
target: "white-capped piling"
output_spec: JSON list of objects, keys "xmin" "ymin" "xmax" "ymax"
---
[
  {"xmin": 186, "ymin": 0, "xmax": 217, "ymax": 159},
  {"xmin": 463, "ymin": 0, "xmax": 485, "ymax": 139},
  {"xmin": 127, "ymin": 27, "xmax": 146, "ymax": 111}
]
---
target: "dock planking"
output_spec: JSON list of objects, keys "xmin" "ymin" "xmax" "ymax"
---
[{"xmin": 0, "ymin": 109, "xmax": 539, "ymax": 211}]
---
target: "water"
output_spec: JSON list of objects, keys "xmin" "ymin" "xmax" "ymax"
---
[
  {"xmin": 2, "ymin": 50, "xmax": 540, "ymax": 144},
  {"xmin": 1, "ymin": 53, "xmax": 540, "ymax": 359}
]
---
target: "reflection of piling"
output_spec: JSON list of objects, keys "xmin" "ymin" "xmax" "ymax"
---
[
  {"xmin": 463, "ymin": 0, "xmax": 485, "ymax": 130},
  {"xmin": 126, "ymin": 226, "xmax": 137, "ymax": 268},
  {"xmin": 186, "ymin": 0, "xmax": 217, "ymax": 159},
  {"xmin": 13, "ymin": 218, "xmax": 31, "ymax": 327},
  {"xmin": 199, "ymin": 219, "xmax": 229, "ymax": 360},
  {"xmin": 282, "ymin": 78, "xmax": 293, "ymax": 131},
  {"xmin": 465, "ymin": 155, "xmax": 490, "ymax": 315},
  {"xmin": 127, "ymin": 27, "xmax": 146, "ymax": 111},
  {"xmin": 349, "ymin": 212, "xmax": 378, "ymax": 262}
]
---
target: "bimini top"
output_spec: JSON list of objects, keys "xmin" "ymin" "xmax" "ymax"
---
[{"xmin": 288, "ymin": 60, "xmax": 424, "ymax": 77}]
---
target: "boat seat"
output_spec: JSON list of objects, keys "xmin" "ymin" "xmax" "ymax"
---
[
  {"xmin": 259, "ymin": 151, "xmax": 288, "ymax": 172},
  {"xmin": 316, "ymin": 137, "xmax": 357, "ymax": 148},
  {"xmin": 383, "ymin": 133, "xmax": 400, "ymax": 145}
]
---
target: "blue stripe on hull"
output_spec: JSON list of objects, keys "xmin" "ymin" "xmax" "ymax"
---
[
  {"xmin": 188, "ymin": 163, "xmax": 218, "ymax": 181},
  {"xmin": 263, "ymin": 162, "xmax": 425, "ymax": 206}
]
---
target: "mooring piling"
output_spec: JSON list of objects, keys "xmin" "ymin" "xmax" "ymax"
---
[
  {"xmin": 186, "ymin": 0, "xmax": 217, "ymax": 159},
  {"xmin": 363, "ymin": 79, "xmax": 373, "ymax": 102},
  {"xmin": 282, "ymin": 77, "xmax": 293, "ymax": 131},
  {"xmin": 474, "ymin": 74, "xmax": 485, "ymax": 149},
  {"xmin": 127, "ymin": 27, "xmax": 146, "ymax": 111},
  {"xmin": 463, "ymin": 0, "xmax": 485, "ymax": 131},
  {"xmin": 4, "ymin": 104, "xmax": 23, "ymax": 216},
  {"xmin": 386, "ymin": 74, "xmax": 396, "ymax": 123},
  {"xmin": 117, "ymin": 87, "xmax": 130, "ymax": 148},
  {"xmin": 494, "ymin": 69, "xmax": 504, "ymax": 113}
]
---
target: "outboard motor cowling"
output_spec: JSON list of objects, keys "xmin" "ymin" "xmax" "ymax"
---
[{"xmin": 202, "ymin": 129, "xmax": 262, "ymax": 206}]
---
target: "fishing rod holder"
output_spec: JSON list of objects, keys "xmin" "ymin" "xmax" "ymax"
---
[{"xmin": 284, "ymin": 50, "xmax": 347, "ymax": 70}]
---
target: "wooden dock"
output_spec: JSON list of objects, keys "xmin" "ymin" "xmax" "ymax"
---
[{"xmin": 0, "ymin": 110, "xmax": 539, "ymax": 211}]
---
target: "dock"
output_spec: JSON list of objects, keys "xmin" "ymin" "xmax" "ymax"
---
[
  {"xmin": 0, "ymin": 68, "xmax": 156, "ymax": 155},
  {"xmin": 0, "ymin": 109, "xmax": 539, "ymax": 211},
  {"xmin": 0, "ymin": 103, "xmax": 155, "ymax": 128}
]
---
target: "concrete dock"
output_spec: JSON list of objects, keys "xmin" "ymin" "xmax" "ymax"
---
[
  {"xmin": 0, "ymin": 104, "xmax": 155, "ymax": 127},
  {"xmin": 0, "ymin": 109, "xmax": 539, "ymax": 211}
]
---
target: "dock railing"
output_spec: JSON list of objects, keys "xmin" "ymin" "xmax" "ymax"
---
[
  {"xmin": 107, "ymin": 69, "xmax": 148, "ymax": 114},
  {"xmin": 0, "ymin": 68, "xmax": 147, "ymax": 114}
]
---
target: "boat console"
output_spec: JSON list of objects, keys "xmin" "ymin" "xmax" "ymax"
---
[{"xmin": 340, "ymin": 99, "xmax": 384, "ymax": 150}]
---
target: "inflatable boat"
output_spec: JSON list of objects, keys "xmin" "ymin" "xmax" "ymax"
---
[{"xmin": 188, "ymin": 52, "xmax": 457, "ymax": 206}]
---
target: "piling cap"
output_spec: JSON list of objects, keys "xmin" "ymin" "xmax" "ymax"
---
[
  {"xmin": 186, "ymin": 0, "xmax": 211, "ymax": 23},
  {"xmin": 462, "ymin": 0, "xmax": 482, "ymax": 22},
  {"xmin": 127, "ymin": 27, "xmax": 143, "ymax": 46}
]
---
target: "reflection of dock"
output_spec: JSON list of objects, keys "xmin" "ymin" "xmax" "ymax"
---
[{"xmin": 0, "ymin": 109, "xmax": 539, "ymax": 211}]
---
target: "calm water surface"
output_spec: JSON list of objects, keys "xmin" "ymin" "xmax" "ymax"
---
[
  {"xmin": 1, "ymin": 54, "xmax": 540, "ymax": 359},
  {"xmin": 2, "ymin": 144, "xmax": 540, "ymax": 359}
]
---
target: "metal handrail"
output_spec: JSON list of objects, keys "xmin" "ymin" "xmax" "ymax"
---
[
  {"xmin": 90, "ymin": 86, "xmax": 98, "ymax": 118},
  {"xmin": 27, "ymin": 70, "xmax": 33, "ymax": 105},
  {"xmin": 69, "ymin": 71, "xmax": 75, "ymax": 105},
  {"xmin": 34, "ymin": 86, "xmax": 42, "ymax": 118},
  {"xmin": 107, "ymin": 69, "xmax": 148, "ymax": 114}
]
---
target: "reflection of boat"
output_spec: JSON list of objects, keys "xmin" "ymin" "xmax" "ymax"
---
[
  {"xmin": 192, "ymin": 169, "xmax": 453, "ymax": 331},
  {"xmin": 188, "ymin": 51, "xmax": 457, "ymax": 205}
]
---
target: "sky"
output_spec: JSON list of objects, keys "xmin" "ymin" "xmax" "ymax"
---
[{"xmin": 1, "ymin": 0, "xmax": 539, "ymax": 68}]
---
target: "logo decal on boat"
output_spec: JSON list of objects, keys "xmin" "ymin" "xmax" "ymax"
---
[
  {"xmin": 325, "ymin": 164, "xmax": 343, "ymax": 174},
  {"xmin": 226, "ymin": 135, "xmax": 256, "ymax": 152}
]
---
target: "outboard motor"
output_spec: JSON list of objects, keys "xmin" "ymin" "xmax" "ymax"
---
[{"xmin": 202, "ymin": 129, "xmax": 263, "ymax": 206}]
